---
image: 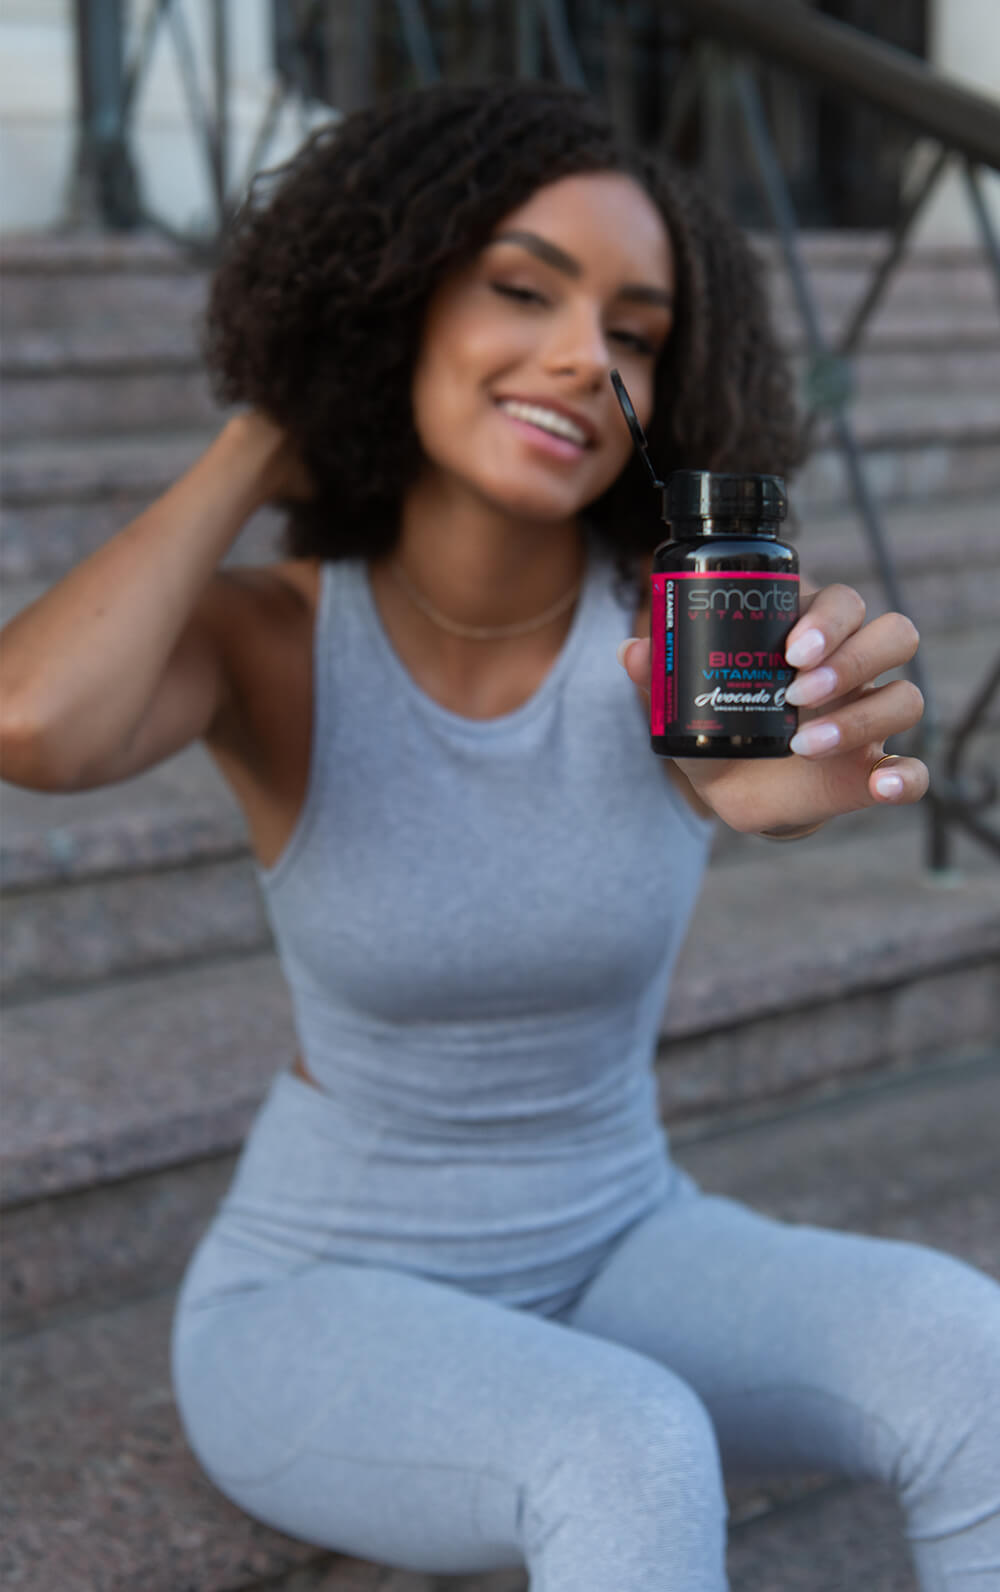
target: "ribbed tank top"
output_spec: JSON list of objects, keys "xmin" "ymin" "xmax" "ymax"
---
[{"xmin": 237, "ymin": 532, "xmax": 715, "ymax": 1315}]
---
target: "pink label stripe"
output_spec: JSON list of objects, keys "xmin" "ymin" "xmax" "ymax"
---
[{"xmin": 651, "ymin": 572, "xmax": 666, "ymax": 734}]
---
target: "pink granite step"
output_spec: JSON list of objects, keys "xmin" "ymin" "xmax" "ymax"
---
[
  {"xmin": 3, "ymin": 1058, "xmax": 996, "ymax": 1592},
  {"xmin": 5, "ymin": 493, "xmax": 999, "ymax": 666},
  {"xmin": 4, "ymin": 327, "xmax": 998, "ymax": 443},
  {"xmin": 2, "ymin": 687, "xmax": 997, "ymax": 1002},
  {"xmin": 794, "ymin": 493, "xmax": 1000, "ymax": 631},
  {"xmin": 3, "ymin": 821, "xmax": 998, "ymax": 1331},
  {"xmin": 1, "ymin": 606, "xmax": 996, "ymax": 999},
  {"xmin": 4, "ymin": 230, "xmax": 993, "ymax": 324},
  {"xmin": 1, "ymin": 360, "xmax": 221, "ymax": 442},
  {"xmin": 4, "ymin": 380, "xmax": 1000, "ymax": 576},
  {"xmin": 0, "ymin": 431, "xmax": 283, "ymax": 580}
]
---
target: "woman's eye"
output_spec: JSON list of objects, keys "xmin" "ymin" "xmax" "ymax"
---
[
  {"xmin": 490, "ymin": 281, "xmax": 546, "ymax": 306},
  {"xmin": 610, "ymin": 329, "xmax": 658, "ymax": 357}
]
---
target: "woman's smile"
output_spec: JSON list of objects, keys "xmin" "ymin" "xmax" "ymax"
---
[{"xmin": 494, "ymin": 396, "xmax": 597, "ymax": 457}]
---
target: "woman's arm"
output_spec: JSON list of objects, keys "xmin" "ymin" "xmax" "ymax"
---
[{"xmin": 0, "ymin": 412, "xmax": 308, "ymax": 792}]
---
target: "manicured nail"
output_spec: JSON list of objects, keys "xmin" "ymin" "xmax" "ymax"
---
[
  {"xmin": 616, "ymin": 638, "xmax": 639, "ymax": 669},
  {"xmin": 789, "ymin": 721, "xmax": 841, "ymax": 756},
  {"xmin": 785, "ymin": 628, "xmax": 825, "ymax": 668},
  {"xmin": 785, "ymin": 666, "xmax": 837, "ymax": 707},
  {"xmin": 875, "ymin": 771, "xmax": 905, "ymax": 799}
]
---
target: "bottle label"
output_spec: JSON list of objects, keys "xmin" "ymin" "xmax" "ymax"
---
[{"xmin": 650, "ymin": 571, "xmax": 799, "ymax": 739}]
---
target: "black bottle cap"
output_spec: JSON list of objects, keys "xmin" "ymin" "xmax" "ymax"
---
[{"xmin": 665, "ymin": 470, "xmax": 787, "ymax": 523}]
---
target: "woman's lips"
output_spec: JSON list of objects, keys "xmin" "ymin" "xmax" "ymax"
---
[{"xmin": 494, "ymin": 401, "xmax": 591, "ymax": 460}]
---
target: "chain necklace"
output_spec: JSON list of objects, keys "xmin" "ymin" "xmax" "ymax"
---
[{"xmin": 388, "ymin": 559, "xmax": 583, "ymax": 641}]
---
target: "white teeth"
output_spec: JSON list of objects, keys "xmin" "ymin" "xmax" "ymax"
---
[{"xmin": 499, "ymin": 400, "xmax": 589, "ymax": 447}]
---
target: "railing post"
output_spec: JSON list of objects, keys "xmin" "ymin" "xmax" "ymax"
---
[
  {"xmin": 70, "ymin": 0, "xmax": 142, "ymax": 230},
  {"xmin": 323, "ymin": 0, "xmax": 374, "ymax": 115}
]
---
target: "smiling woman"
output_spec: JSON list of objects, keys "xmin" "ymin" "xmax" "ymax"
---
[
  {"xmin": 2, "ymin": 76, "xmax": 991, "ymax": 1592},
  {"xmin": 406, "ymin": 172, "xmax": 674, "ymax": 530},
  {"xmin": 200, "ymin": 80, "xmax": 801, "ymax": 581}
]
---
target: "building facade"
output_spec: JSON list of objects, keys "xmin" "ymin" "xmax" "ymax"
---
[{"xmin": 1, "ymin": 0, "xmax": 997, "ymax": 240}]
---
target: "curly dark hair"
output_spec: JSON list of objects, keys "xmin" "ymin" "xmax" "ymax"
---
[{"xmin": 205, "ymin": 78, "xmax": 802, "ymax": 600}]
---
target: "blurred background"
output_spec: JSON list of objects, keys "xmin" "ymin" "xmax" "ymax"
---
[
  {"xmin": 2, "ymin": 7, "xmax": 999, "ymax": 1591},
  {"xmin": 2, "ymin": 0, "xmax": 998, "ymax": 240}
]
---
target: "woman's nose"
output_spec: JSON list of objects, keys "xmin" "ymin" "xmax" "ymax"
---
[{"xmin": 542, "ymin": 308, "xmax": 610, "ymax": 385}]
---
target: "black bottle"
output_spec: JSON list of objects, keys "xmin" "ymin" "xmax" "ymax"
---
[{"xmin": 650, "ymin": 471, "xmax": 799, "ymax": 758}]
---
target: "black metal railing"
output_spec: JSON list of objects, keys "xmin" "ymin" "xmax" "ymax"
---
[{"xmin": 69, "ymin": 0, "xmax": 1000, "ymax": 871}]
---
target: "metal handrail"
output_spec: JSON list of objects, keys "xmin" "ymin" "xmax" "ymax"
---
[{"xmin": 667, "ymin": 0, "xmax": 1000, "ymax": 173}]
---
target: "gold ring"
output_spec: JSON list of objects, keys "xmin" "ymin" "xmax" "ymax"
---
[{"xmin": 870, "ymin": 753, "xmax": 901, "ymax": 776}]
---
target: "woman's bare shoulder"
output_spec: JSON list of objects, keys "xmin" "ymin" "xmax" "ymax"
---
[{"xmin": 217, "ymin": 556, "xmax": 321, "ymax": 617}]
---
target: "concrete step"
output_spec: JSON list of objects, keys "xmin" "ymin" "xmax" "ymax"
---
[
  {"xmin": 813, "ymin": 341, "xmax": 1000, "ymax": 402},
  {"xmin": 751, "ymin": 230, "xmax": 999, "ymax": 298},
  {"xmin": 0, "ymin": 848, "xmax": 271, "ymax": 1001},
  {"xmin": 2, "ymin": 1055, "xmax": 996, "ymax": 1591},
  {"xmin": 792, "ymin": 394, "xmax": 1000, "ymax": 515},
  {"xmin": 3, "ymin": 817, "xmax": 998, "ymax": 1332},
  {"xmin": 6, "ymin": 492, "xmax": 1000, "ymax": 637},
  {"xmin": 769, "ymin": 294, "xmax": 1000, "ymax": 347},
  {"xmin": 2, "ymin": 609, "xmax": 997, "ymax": 998},
  {"xmin": 4, "ymin": 230, "xmax": 994, "ymax": 328},
  {"xmin": 4, "ymin": 232, "xmax": 995, "ymax": 458},
  {"xmin": 4, "ymin": 399, "xmax": 1000, "ymax": 582},
  {"xmin": 4, "ymin": 354, "xmax": 995, "ymax": 452},
  {"xmin": 5, "ymin": 327, "xmax": 998, "ymax": 444},
  {"xmin": 0, "ymin": 431, "xmax": 282, "ymax": 580},
  {"xmin": 0, "ymin": 356, "xmax": 223, "ymax": 443},
  {"xmin": 792, "ymin": 494, "xmax": 1000, "ymax": 634}
]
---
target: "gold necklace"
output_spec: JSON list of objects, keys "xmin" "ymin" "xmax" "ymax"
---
[{"xmin": 388, "ymin": 560, "xmax": 583, "ymax": 640}]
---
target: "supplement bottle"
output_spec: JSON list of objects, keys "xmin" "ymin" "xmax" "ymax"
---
[{"xmin": 650, "ymin": 470, "xmax": 799, "ymax": 758}]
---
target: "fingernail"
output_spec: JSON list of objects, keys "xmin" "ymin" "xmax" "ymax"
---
[
  {"xmin": 875, "ymin": 772, "xmax": 905, "ymax": 799},
  {"xmin": 785, "ymin": 666, "xmax": 837, "ymax": 707},
  {"xmin": 789, "ymin": 721, "xmax": 841, "ymax": 756},
  {"xmin": 785, "ymin": 628, "xmax": 825, "ymax": 668},
  {"xmin": 616, "ymin": 638, "xmax": 638, "ymax": 669}
]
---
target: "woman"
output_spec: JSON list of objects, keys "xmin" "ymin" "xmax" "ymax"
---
[{"xmin": 2, "ymin": 80, "xmax": 997, "ymax": 1591}]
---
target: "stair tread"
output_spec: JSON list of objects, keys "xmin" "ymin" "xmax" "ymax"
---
[
  {"xmin": 1, "ymin": 327, "xmax": 204, "ymax": 370},
  {"xmin": 3, "ymin": 823, "xmax": 997, "ymax": 1208},
  {"xmin": 0, "ymin": 739, "xmax": 249, "ymax": 888},
  {"xmin": 3, "ymin": 387, "xmax": 999, "ymax": 503},
  {"xmin": 0, "ymin": 429, "xmax": 216, "ymax": 501},
  {"xmin": 4, "ymin": 490, "xmax": 996, "ymax": 641},
  {"xmin": 2, "ymin": 600, "xmax": 996, "ymax": 892},
  {"xmin": 5, "ymin": 308, "xmax": 998, "ymax": 371},
  {"xmin": 2, "ymin": 1058, "xmax": 996, "ymax": 1592},
  {"xmin": 794, "ymin": 491, "xmax": 999, "ymax": 566},
  {"xmin": 1, "ymin": 952, "xmax": 293, "ymax": 1205},
  {"xmin": 671, "ymin": 1052, "xmax": 1000, "ymax": 1244},
  {"xmin": 3, "ymin": 491, "xmax": 995, "ymax": 606}
]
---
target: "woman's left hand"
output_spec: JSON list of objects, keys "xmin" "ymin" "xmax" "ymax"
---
[{"xmin": 620, "ymin": 583, "xmax": 929, "ymax": 836}]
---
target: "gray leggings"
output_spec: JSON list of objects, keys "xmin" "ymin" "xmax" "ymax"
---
[{"xmin": 172, "ymin": 1120, "xmax": 1000, "ymax": 1589}]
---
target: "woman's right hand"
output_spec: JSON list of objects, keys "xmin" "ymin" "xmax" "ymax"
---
[{"xmin": 228, "ymin": 410, "xmax": 317, "ymax": 504}]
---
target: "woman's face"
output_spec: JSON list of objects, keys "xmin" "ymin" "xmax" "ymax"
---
[{"xmin": 410, "ymin": 170, "xmax": 675, "ymax": 523}]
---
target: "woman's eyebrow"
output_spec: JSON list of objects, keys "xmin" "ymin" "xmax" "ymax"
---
[{"xmin": 490, "ymin": 229, "xmax": 673, "ymax": 308}]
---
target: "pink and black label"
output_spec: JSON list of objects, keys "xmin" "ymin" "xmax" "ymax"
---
[{"xmin": 650, "ymin": 571, "xmax": 799, "ymax": 738}]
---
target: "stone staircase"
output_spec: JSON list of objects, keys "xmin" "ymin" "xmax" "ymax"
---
[{"xmin": 2, "ymin": 231, "xmax": 999, "ymax": 1591}]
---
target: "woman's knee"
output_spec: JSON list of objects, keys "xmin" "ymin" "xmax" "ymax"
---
[
  {"xmin": 536, "ymin": 1355, "xmax": 727, "ymax": 1517},
  {"xmin": 515, "ymin": 1359, "xmax": 729, "ymax": 1588},
  {"xmin": 863, "ymin": 1244, "xmax": 1000, "ymax": 1497}
]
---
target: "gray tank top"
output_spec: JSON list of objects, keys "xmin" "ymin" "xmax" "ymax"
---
[{"xmin": 245, "ymin": 532, "xmax": 715, "ymax": 1313}]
